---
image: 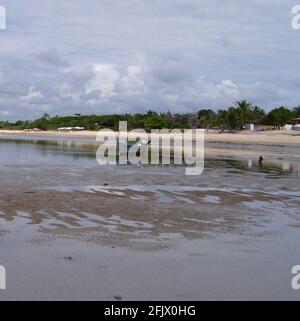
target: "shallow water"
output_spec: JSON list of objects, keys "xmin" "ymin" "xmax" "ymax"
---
[{"xmin": 0, "ymin": 137, "xmax": 300, "ymax": 300}]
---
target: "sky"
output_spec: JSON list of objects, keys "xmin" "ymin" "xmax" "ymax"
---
[{"xmin": 0, "ymin": 0, "xmax": 300, "ymax": 120}]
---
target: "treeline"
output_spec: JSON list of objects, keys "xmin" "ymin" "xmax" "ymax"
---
[
  {"xmin": 1, "ymin": 101, "xmax": 300, "ymax": 131},
  {"xmin": 197, "ymin": 101, "xmax": 300, "ymax": 130}
]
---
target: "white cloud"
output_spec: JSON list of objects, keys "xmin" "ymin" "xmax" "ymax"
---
[
  {"xmin": 0, "ymin": 111, "xmax": 10, "ymax": 116},
  {"xmin": 120, "ymin": 65, "xmax": 146, "ymax": 95},
  {"xmin": 21, "ymin": 86, "xmax": 43, "ymax": 102},
  {"xmin": 86, "ymin": 65, "xmax": 120, "ymax": 98}
]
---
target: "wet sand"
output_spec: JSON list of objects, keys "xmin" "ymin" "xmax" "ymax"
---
[{"xmin": 0, "ymin": 136, "xmax": 300, "ymax": 300}]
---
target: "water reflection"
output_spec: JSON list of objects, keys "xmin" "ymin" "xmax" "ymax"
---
[
  {"xmin": 206, "ymin": 158, "xmax": 299, "ymax": 177},
  {"xmin": 1, "ymin": 137, "xmax": 299, "ymax": 176}
]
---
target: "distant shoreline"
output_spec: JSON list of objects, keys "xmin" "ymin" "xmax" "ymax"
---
[{"xmin": 1, "ymin": 129, "xmax": 300, "ymax": 147}]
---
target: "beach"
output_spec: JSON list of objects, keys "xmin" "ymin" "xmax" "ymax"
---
[
  {"xmin": 0, "ymin": 133, "xmax": 299, "ymax": 300},
  {"xmin": 3, "ymin": 0, "xmax": 300, "ymax": 305}
]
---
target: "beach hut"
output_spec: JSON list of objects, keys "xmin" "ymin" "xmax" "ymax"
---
[{"xmin": 291, "ymin": 118, "xmax": 300, "ymax": 131}]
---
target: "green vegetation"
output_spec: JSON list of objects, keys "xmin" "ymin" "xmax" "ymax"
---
[{"xmin": 1, "ymin": 101, "xmax": 300, "ymax": 131}]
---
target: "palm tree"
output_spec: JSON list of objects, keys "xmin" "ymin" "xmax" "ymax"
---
[
  {"xmin": 234, "ymin": 100, "xmax": 253, "ymax": 129},
  {"xmin": 198, "ymin": 109, "xmax": 216, "ymax": 129}
]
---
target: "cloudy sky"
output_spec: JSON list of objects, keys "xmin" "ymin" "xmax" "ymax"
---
[{"xmin": 0, "ymin": 0, "xmax": 300, "ymax": 120}]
